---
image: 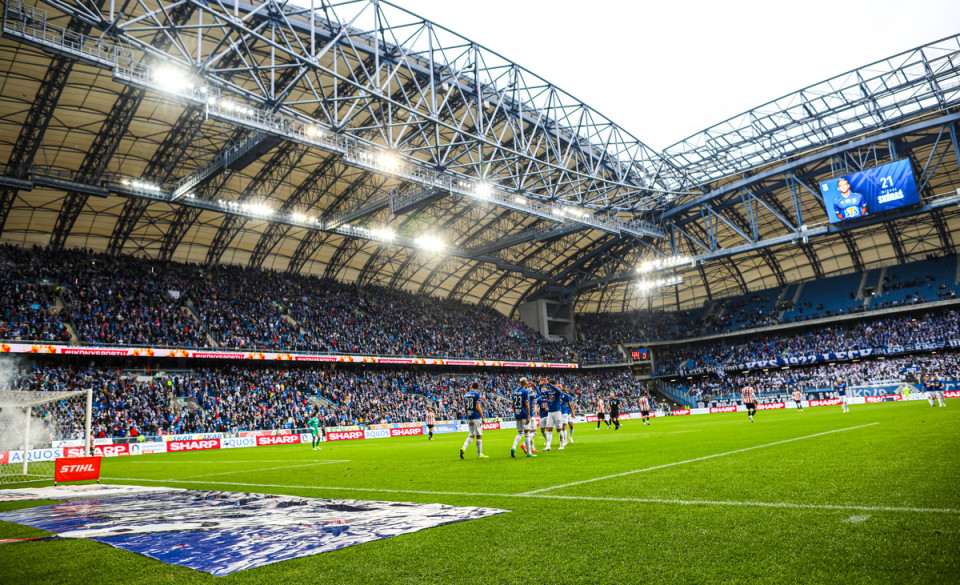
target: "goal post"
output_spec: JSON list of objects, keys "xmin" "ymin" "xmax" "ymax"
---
[{"xmin": 0, "ymin": 388, "xmax": 92, "ymax": 485}]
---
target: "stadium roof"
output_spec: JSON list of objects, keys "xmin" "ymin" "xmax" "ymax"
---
[{"xmin": 0, "ymin": 0, "xmax": 958, "ymax": 317}]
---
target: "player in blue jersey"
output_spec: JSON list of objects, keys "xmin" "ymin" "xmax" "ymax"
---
[
  {"xmin": 922, "ymin": 375, "xmax": 945, "ymax": 408},
  {"xmin": 834, "ymin": 378, "xmax": 850, "ymax": 413},
  {"xmin": 833, "ymin": 178, "xmax": 867, "ymax": 221},
  {"xmin": 932, "ymin": 376, "xmax": 946, "ymax": 407},
  {"xmin": 536, "ymin": 389, "xmax": 550, "ymax": 444},
  {"xmin": 510, "ymin": 377, "xmax": 537, "ymax": 458},
  {"xmin": 559, "ymin": 386, "xmax": 575, "ymax": 446},
  {"xmin": 459, "ymin": 381, "xmax": 488, "ymax": 459},
  {"xmin": 538, "ymin": 378, "xmax": 565, "ymax": 451}
]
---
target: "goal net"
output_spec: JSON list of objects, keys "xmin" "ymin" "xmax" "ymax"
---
[{"xmin": 0, "ymin": 388, "xmax": 92, "ymax": 485}]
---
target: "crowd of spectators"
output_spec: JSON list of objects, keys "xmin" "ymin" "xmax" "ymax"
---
[
  {"xmin": 3, "ymin": 360, "xmax": 653, "ymax": 439},
  {"xmin": 0, "ymin": 246, "xmax": 71, "ymax": 343},
  {"xmin": 672, "ymin": 352, "xmax": 960, "ymax": 403},
  {"xmin": 0, "ymin": 245, "xmax": 577, "ymax": 362},
  {"xmin": 654, "ymin": 309, "xmax": 960, "ymax": 375}
]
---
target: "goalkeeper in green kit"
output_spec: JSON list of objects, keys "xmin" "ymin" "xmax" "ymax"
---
[{"xmin": 308, "ymin": 413, "xmax": 322, "ymax": 450}]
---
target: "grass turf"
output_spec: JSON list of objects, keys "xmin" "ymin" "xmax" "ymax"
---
[{"xmin": 1, "ymin": 400, "xmax": 957, "ymax": 584}]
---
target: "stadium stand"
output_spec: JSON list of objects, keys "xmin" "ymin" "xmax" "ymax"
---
[
  {"xmin": 653, "ymin": 308, "xmax": 960, "ymax": 376},
  {"xmin": 780, "ymin": 272, "xmax": 863, "ymax": 322},
  {"xmin": 665, "ymin": 352, "xmax": 960, "ymax": 406},
  {"xmin": 7, "ymin": 363, "xmax": 647, "ymax": 438}
]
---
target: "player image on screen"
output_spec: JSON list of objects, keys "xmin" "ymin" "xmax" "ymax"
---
[
  {"xmin": 833, "ymin": 178, "xmax": 867, "ymax": 221},
  {"xmin": 819, "ymin": 159, "xmax": 920, "ymax": 224}
]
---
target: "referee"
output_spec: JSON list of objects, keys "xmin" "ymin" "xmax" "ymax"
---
[{"xmin": 608, "ymin": 393, "xmax": 622, "ymax": 430}]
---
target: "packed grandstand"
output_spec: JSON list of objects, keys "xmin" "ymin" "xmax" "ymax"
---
[{"xmin": 2, "ymin": 244, "xmax": 958, "ymax": 440}]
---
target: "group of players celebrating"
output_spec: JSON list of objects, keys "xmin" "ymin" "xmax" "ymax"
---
[
  {"xmin": 305, "ymin": 374, "xmax": 949, "ymax": 456},
  {"xmin": 455, "ymin": 377, "xmax": 639, "ymax": 459}
]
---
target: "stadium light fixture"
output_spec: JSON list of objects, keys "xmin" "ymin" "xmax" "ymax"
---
[
  {"xmin": 637, "ymin": 256, "xmax": 691, "ymax": 273},
  {"xmin": 153, "ymin": 65, "xmax": 192, "ymax": 93},
  {"xmin": 379, "ymin": 151, "xmax": 401, "ymax": 171},
  {"xmin": 475, "ymin": 182, "xmax": 493, "ymax": 200},
  {"xmin": 415, "ymin": 235, "xmax": 444, "ymax": 252},
  {"xmin": 635, "ymin": 275, "xmax": 683, "ymax": 293},
  {"xmin": 245, "ymin": 203, "xmax": 274, "ymax": 217},
  {"xmin": 372, "ymin": 227, "xmax": 396, "ymax": 242}
]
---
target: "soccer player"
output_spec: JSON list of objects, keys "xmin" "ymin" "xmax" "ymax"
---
[
  {"xmin": 426, "ymin": 408, "xmax": 436, "ymax": 440},
  {"xmin": 308, "ymin": 412, "xmax": 322, "ymax": 450},
  {"xmin": 596, "ymin": 396, "xmax": 609, "ymax": 429},
  {"xmin": 460, "ymin": 381, "xmax": 488, "ymax": 459},
  {"xmin": 835, "ymin": 378, "xmax": 850, "ymax": 413},
  {"xmin": 510, "ymin": 377, "xmax": 537, "ymax": 458},
  {"xmin": 922, "ymin": 375, "xmax": 936, "ymax": 408},
  {"xmin": 560, "ymin": 385, "xmax": 575, "ymax": 445},
  {"xmin": 539, "ymin": 378, "xmax": 566, "ymax": 451},
  {"xmin": 537, "ymin": 390, "xmax": 550, "ymax": 442},
  {"xmin": 791, "ymin": 388, "xmax": 804, "ymax": 412},
  {"xmin": 608, "ymin": 393, "xmax": 622, "ymax": 430},
  {"xmin": 833, "ymin": 178, "xmax": 867, "ymax": 221},
  {"xmin": 742, "ymin": 382, "xmax": 758, "ymax": 422},
  {"xmin": 638, "ymin": 393, "xmax": 651, "ymax": 425},
  {"xmin": 933, "ymin": 376, "xmax": 946, "ymax": 407}
]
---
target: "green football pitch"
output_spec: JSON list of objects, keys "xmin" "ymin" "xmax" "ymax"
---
[{"xmin": 1, "ymin": 401, "xmax": 958, "ymax": 584}]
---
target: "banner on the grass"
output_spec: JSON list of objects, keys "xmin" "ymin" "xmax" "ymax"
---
[
  {"xmin": 167, "ymin": 439, "xmax": 221, "ymax": 452},
  {"xmin": 672, "ymin": 409, "xmax": 691, "ymax": 416},
  {"xmin": 0, "ymin": 489, "xmax": 508, "ymax": 576},
  {"xmin": 54, "ymin": 457, "xmax": 101, "ymax": 483},
  {"xmin": 256, "ymin": 435, "xmax": 301, "ymax": 447},
  {"xmin": 709, "ymin": 405, "xmax": 739, "ymax": 413},
  {"xmin": 946, "ymin": 390, "xmax": 960, "ymax": 398},
  {"xmin": 756, "ymin": 402, "xmax": 786, "ymax": 410},
  {"xmin": 0, "ymin": 342, "xmax": 578, "ymax": 369}
]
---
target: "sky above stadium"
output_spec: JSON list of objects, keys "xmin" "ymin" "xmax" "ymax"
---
[{"xmin": 398, "ymin": 0, "xmax": 960, "ymax": 150}]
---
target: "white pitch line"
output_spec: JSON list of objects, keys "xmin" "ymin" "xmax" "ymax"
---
[
  {"xmin": 177, "ymin": 460, "xmax": 349, "ymax": 480},
  {"xmin": 93, "ymin": 477, "xmax": 959, "ymax": 514},
  {"xmin": 522, "ymin": 422, "xmax": 880, "ymax": 495},
  {"xmin": 118, "ymin": 460, "xmax": 323, "ymax": 464}
]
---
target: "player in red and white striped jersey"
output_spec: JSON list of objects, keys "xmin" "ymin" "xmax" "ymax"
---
[
  {"xmin": 742, "ymin": 383, "xmax": 758, "ymax": 423},
  {"xmin": 638, "ymin": 394, "xmax": 651, "ymax": 425},
  {"xmin": 791, "ymin": 389, "xmax": 803, "ymax": 412},
  {"xmin": 425, "ymin": 409, "xmax": 436, "ymax": 440}
]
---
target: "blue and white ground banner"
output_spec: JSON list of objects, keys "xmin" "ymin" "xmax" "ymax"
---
[{"xmin": 0, "ymin": 489, "xmax": 508, "ymax": 575}]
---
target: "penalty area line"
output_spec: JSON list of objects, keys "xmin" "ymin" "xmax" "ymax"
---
[
  {"xmin": 521, "ymin": 422, "xmax": 880, "ymax": 495},
  {"xmin": 94, "ymin": 477, "xmax": 959, "ymax": 515}
]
